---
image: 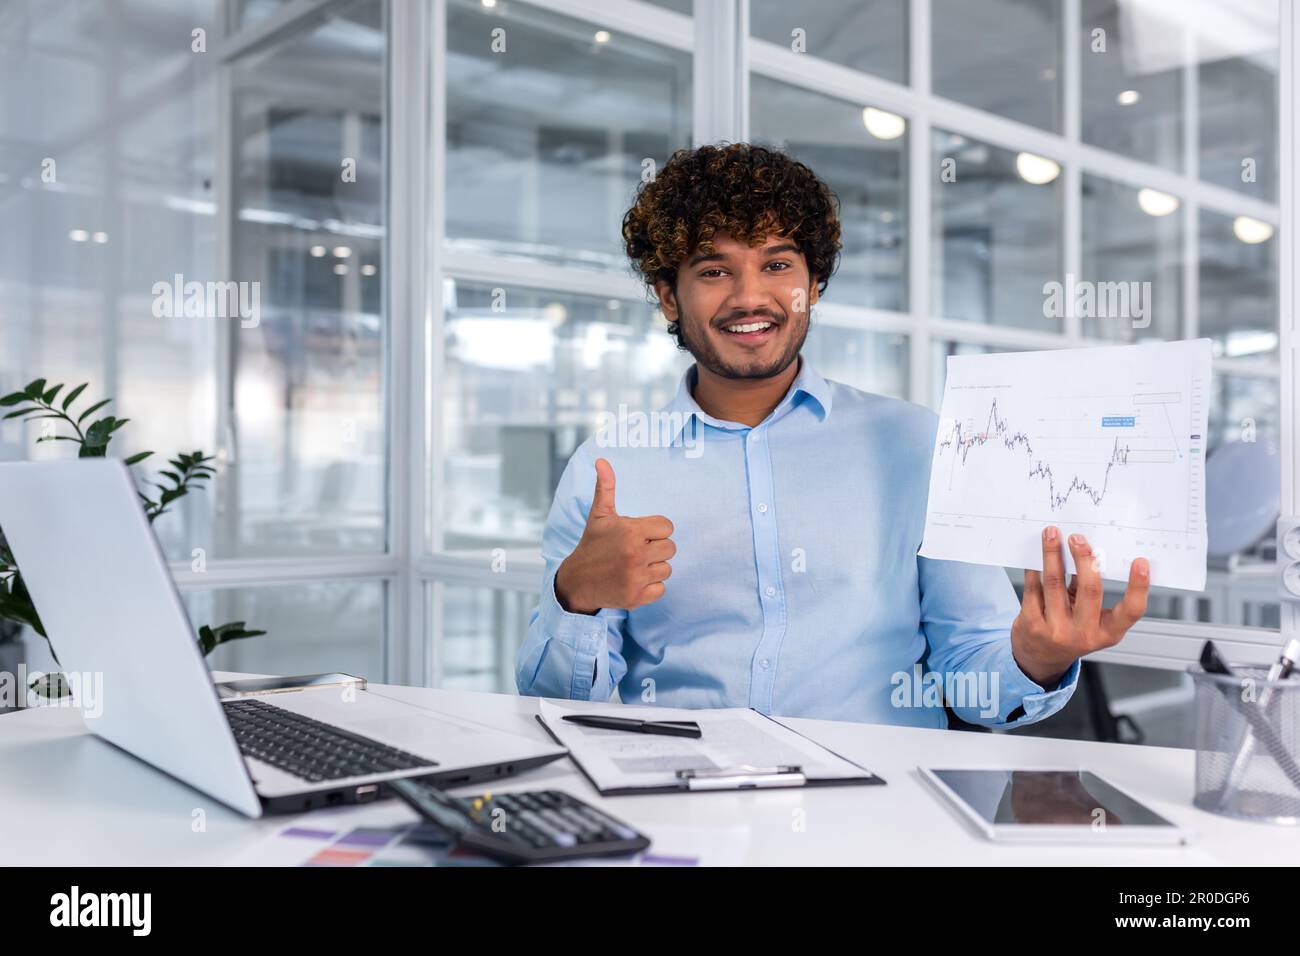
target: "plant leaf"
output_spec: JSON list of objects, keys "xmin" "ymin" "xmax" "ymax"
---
[
  {"xmin": 76, "ymin": 398, "xmax": 111, "ymax": 425},
  {"xmin": 0, "ymin": 392, "xmax": 27, "ymax": 407},
  {"xmin": 61, "ymin": 383, "xmax": 88, "ymax": 411},
  {"xmin": 196, "ymin": 621, "xmax": 266, "ymax": 656},
  {"xmin": 123, "ymin": 451, "xmax": 153, "ymax": 466},
  {"xmin": 3, "ymin": 572, "xmax": 46, "ymax": 637},
  {"xmin": 23, "ymin": 379, "xmax": 47, "ymax": 399},
  {"xmin": 82, "ymin": 417, "xmax": 115, "ymax": 448},
  {"xmin": 159, "ymin": 487, "xmax": 186, "ymax": 507},
  {"xmin": 41, "ymin": 384, "xmax": 62, "ymax": 405},
  {"xmin": 28, "ymin": 671, "xmax": 73, "ymax": 699}
]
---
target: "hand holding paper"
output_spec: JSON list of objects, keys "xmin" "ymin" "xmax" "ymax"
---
[{"xmin": 1010, "ymin": 525, "xmax": 1150, "ymax": 687}]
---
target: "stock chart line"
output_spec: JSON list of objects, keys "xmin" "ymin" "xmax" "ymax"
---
[
  {"xmin": 938, "ymin": 396, "xmax": 1133, "ymax": 511},
  {"xmin": 937, "ymin": 397, "xmax": 1034, "ymax": 465},
  {"xmin": 1028, "ymin": 436, "xmax": 1131, "ymax": 510}
]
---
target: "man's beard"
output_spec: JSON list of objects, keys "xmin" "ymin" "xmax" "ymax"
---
[{"xmin": 676, "ymin": 306, "xmax": 809, "ymax": 381}]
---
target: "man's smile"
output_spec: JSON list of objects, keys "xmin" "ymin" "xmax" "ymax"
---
[{"xmin": 713, "ymin": 313, "xmax": 784, "ymax": 348}]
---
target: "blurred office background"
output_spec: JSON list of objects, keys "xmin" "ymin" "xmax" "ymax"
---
[{"xmin": 0, "ymin": 0, "xmax": 1286, "ymax": 743}]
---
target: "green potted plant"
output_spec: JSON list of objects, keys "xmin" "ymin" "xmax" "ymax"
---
[{"xmin": 0, "ymin": 378, "xmax": 264, "ymax": 699}]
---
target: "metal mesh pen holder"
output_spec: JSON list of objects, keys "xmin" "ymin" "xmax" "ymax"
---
[{"xmin": 1191, "ymin": 666, "xmax": 1300, "ymax": 824}]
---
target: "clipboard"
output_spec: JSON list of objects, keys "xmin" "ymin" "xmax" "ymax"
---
[{"xmin": 536, "ymin": 706, "xmax": 886, "ymax": 796}]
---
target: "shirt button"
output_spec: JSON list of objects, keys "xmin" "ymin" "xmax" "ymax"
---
[
  {"xmin": 760, "ymin": 659, "xmax": 770, "ymax": 669},
  {"xmin": 749, "ymin": 432, "xmax": 760, "ymax": 442},
  {"xmin": 757, "ymin": 502, "xmax": 768, "ymax": 513},
  {"xmin": 764, "ymin": 585, "xmax": 776, "ymax": 597}
]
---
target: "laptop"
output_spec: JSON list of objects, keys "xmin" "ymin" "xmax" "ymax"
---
[{"xmin": 0, "ymin": 459, "xmax": 566, "ymax": 818}]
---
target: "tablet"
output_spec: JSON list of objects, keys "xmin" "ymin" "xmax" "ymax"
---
[{"xmin": 920, "ymin": 768, "xmax": 1192, "ymax": 845}]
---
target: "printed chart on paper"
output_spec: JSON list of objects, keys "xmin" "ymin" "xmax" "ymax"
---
[{"xmin": 919, "ymin": 339, "xmax": 1211, "ymax": 591}]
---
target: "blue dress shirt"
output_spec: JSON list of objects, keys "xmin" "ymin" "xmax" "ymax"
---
[{"xmin": 516, "ymin": 360, "xmax": 1079, "ymax": 729}]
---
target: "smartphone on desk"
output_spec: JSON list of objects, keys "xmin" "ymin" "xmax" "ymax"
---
[{"xmin": 214, "ymin": 673, "xmax": 367, "ymax": 699}]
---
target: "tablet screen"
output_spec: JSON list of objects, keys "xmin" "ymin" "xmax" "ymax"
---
[{"xmin": 930, "ymin": 769, "xmax": 1177, "ymax": 827}]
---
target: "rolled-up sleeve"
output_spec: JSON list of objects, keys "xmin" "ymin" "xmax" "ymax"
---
[
  {"xmin": 918, "ymin": 554, "xmax": 1079, "ymax": 728},
  {"xmin": 515, "ymin": 446, "xmax": 628, "ymax": 701}
]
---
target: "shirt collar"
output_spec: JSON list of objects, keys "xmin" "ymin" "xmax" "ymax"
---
[{"xmin": 663, "ymin": 357, "xmax": 833, "ymax": 442}]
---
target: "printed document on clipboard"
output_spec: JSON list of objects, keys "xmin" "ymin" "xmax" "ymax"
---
[{"xmin": 537, "ymin": 699, "xmax": 884, "ymax": 795}]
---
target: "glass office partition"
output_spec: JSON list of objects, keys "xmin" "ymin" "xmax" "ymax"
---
[{"xmin": 223, "ymin": 0, "xmax": 388, "ymax": 559}]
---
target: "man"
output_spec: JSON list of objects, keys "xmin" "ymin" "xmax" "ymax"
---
[{"xmin": 516, "ymin": 143, "xmax": 1149, "ymax": 729}]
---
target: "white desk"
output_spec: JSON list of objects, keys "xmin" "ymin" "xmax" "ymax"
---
[{"xmin": 2, "ymin": 675, "xmax": 1296, "ymax": 866}]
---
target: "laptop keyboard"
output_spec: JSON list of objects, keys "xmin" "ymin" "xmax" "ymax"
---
[{"xmin": 223, "ymin": 698, "xmax": 437, "ymax": 783}]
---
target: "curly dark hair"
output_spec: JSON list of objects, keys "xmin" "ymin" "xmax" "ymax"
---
[{"xmin": 622, "ymin": 143, "xmax": 842, "ymax": 345}]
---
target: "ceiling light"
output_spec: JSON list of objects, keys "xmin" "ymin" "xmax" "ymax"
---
[
  {"xmin": 69, "ymin": 229, "xmax": 89, "ymax": 242},
  {"xmin": 1015, "ymin": 152, "xmax": 1060, "ymax": 185},
  {"xmin": 862, "ymin": 107, "xmax": 906, "ymax": 140},
  {"xmin": 1223, "ymin": 330, "xmax": 1278, "ymax": 356},
  {"xmin": 333, "ymin": 246, "xmax": 352, "ymax": 258},
  {"xmin": 310, "ymin": 245, "xmax": 327, "ymax": 257},
  {"xmin": 543, "ymin": 303, "xmax": 567, "ymax": 327},
  {"xmin": 1232, "ymin": 215, "xmax": 1274, "ymax": 244},
  {"xmin": 1117, "ymin": 89, "xmax": 1140, "ymax": 105},
  {"xmin": 594, "ymin": 30, "xmax": 610, "ymax": 43},
  {"xmin": 1137, "ymin": 188, "xmax": 1179, "ymax": 216}
]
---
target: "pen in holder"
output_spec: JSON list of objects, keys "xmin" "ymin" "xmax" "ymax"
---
[{"xmin": 1190, "ymin": 665, "xmax": 1300, "ymax": 824}]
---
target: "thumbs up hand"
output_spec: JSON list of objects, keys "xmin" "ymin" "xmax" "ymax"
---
[{"xmin": 554, "ymin": 458, "xmax": 676, "ymax": 615}]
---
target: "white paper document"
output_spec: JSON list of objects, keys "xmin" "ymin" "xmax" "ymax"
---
[
  {"xmin": 919, "ymin": 338, "xmax": 1211, "ymax": 591},
  {"xmin": 538, "ymin": 699, "xmax": 875, "ymax": 793}
]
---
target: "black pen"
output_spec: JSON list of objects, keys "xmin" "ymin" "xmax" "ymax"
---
[{"xmin": 562, "ymin": 714, "xmax": 703, "ymax": 738}]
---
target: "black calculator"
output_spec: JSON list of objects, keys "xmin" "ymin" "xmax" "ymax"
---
[{"xmin": 388, "ymin": 779, "xmax": 651, "ymax": 865}]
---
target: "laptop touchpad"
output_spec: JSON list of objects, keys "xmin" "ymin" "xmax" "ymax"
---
[
  {"xmin": 349, "ymin": 714, "xmax": 478, "ymax": 752},
  {"xmin": 268, "ymin": 691, "xmax": 482, "ymax": 753}
]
